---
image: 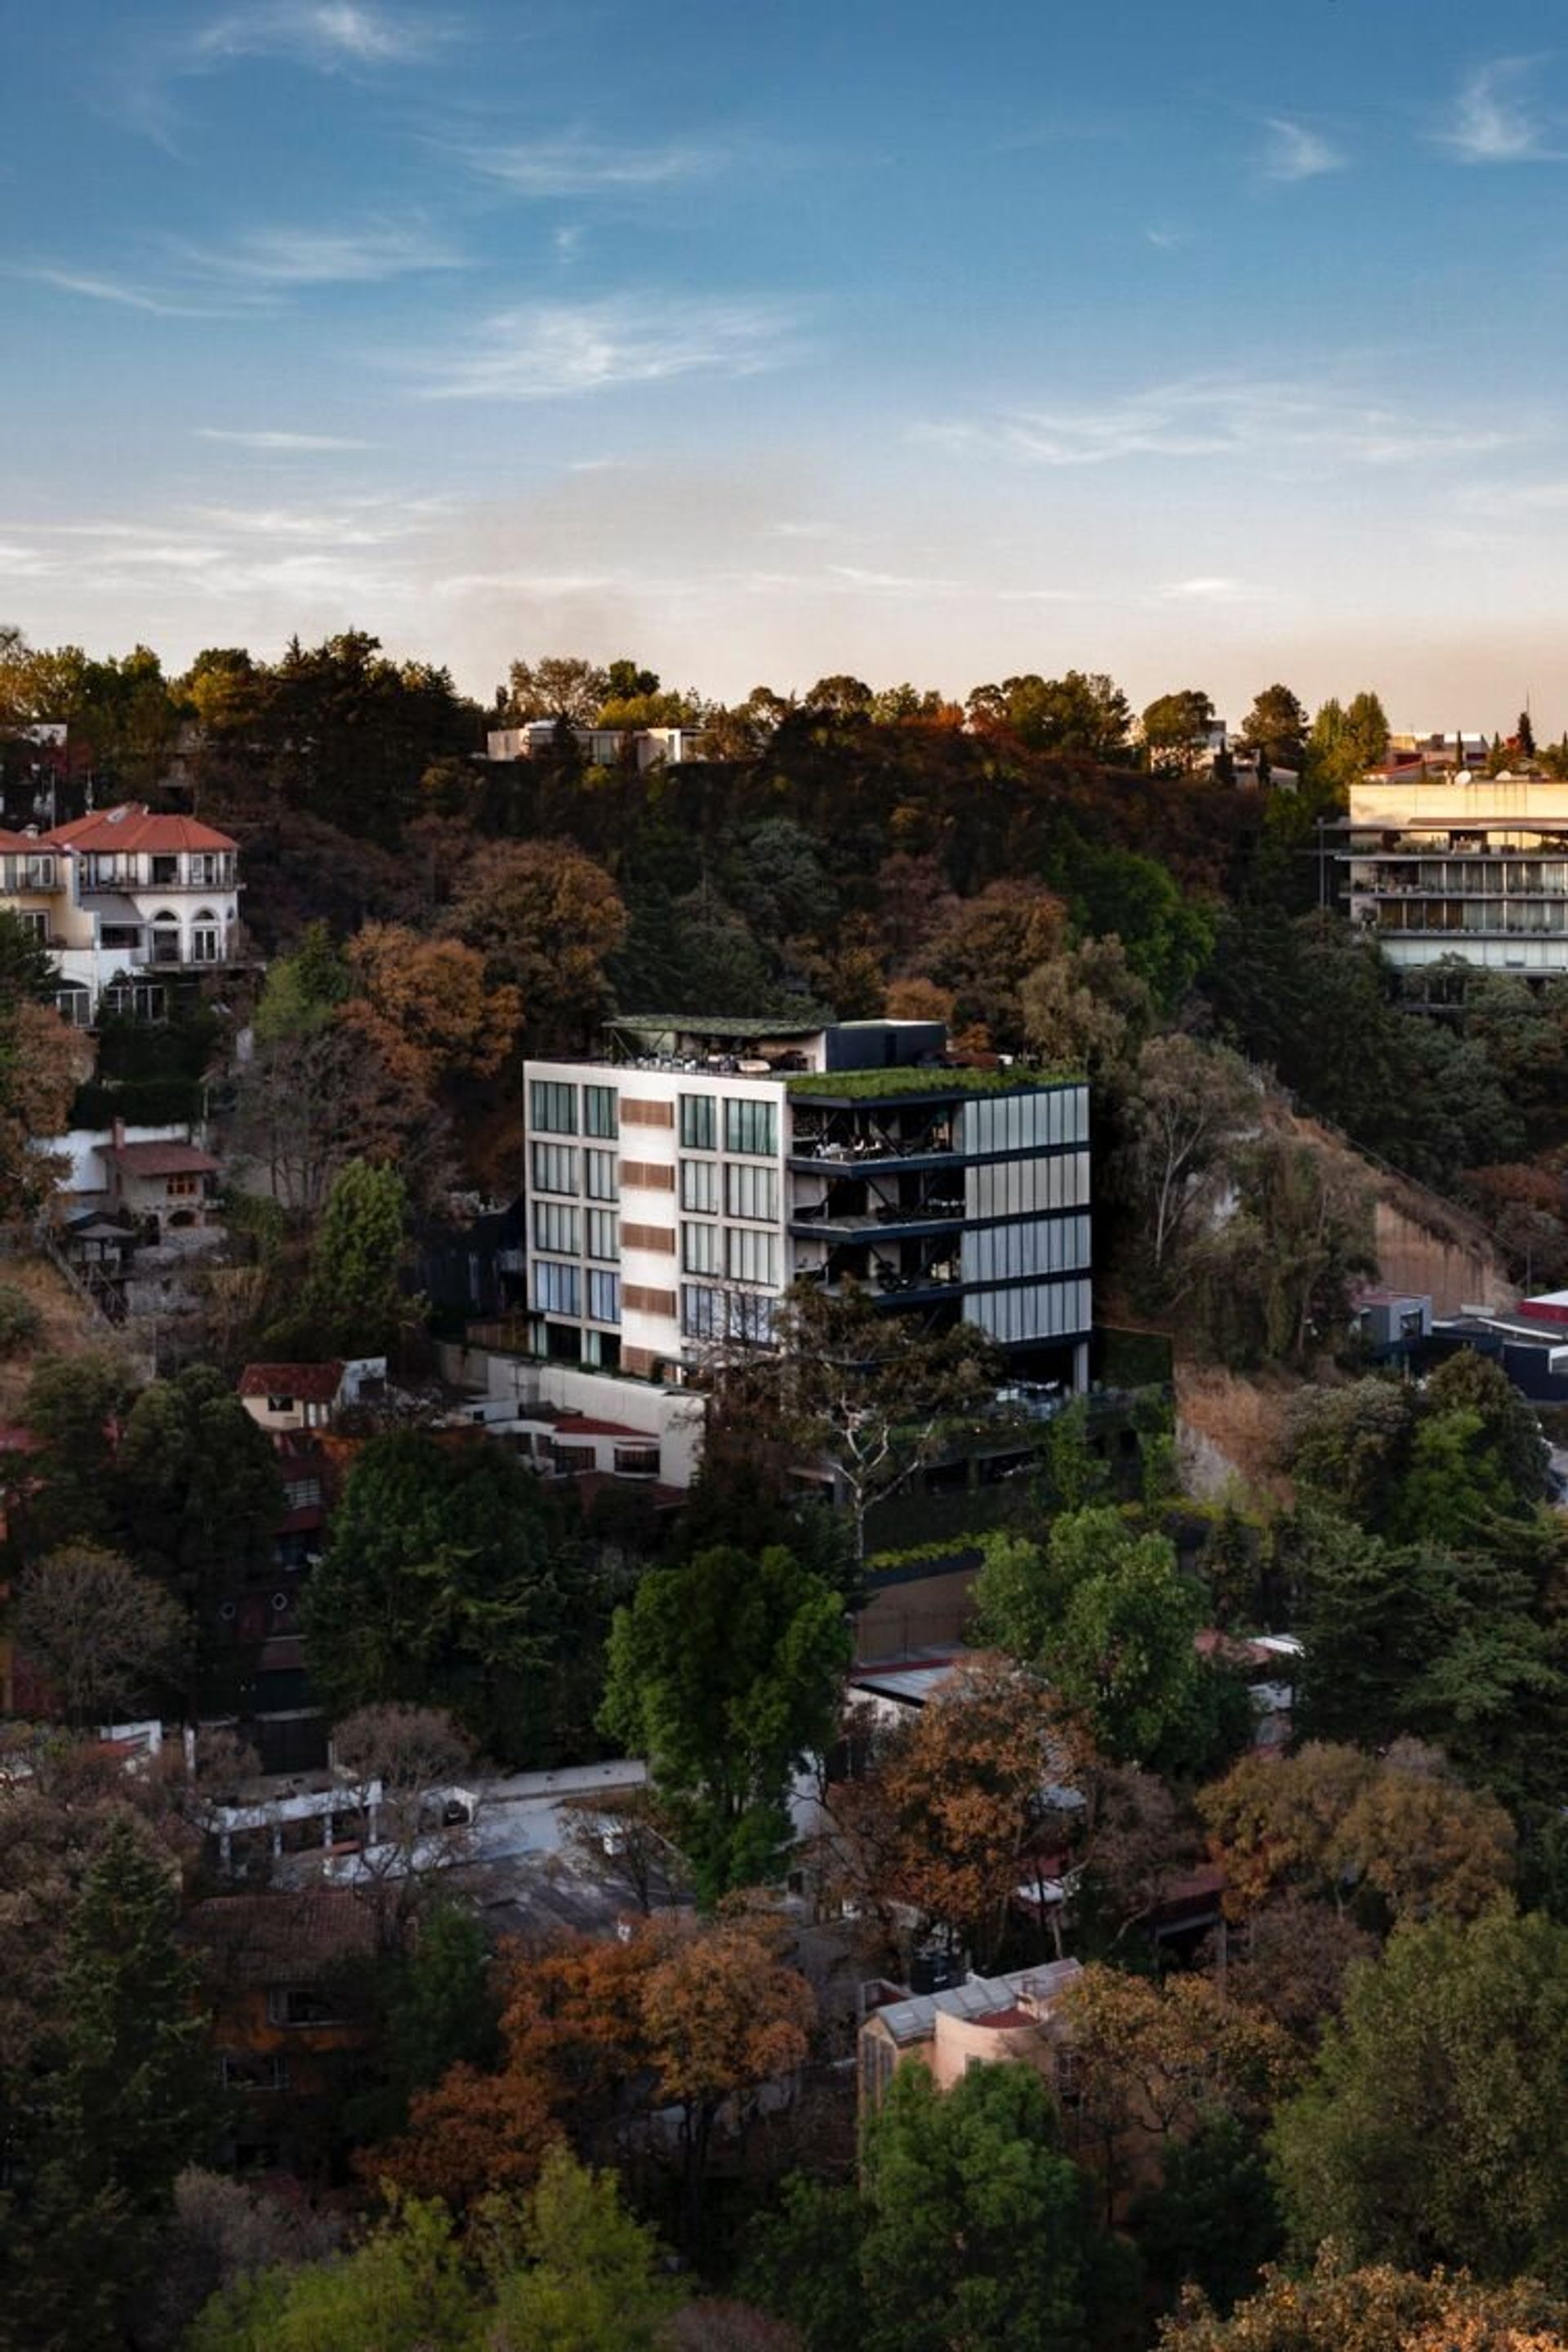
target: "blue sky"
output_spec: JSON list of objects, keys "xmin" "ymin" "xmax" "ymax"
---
[{"xmin": 9, "ymin": 0, "xmax": 1568, "ymax": 727}]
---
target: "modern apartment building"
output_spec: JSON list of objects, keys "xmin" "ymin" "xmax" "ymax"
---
[
  {"xmin": 0, "ymin": 802, "xmax": 243, "ymax": 1022},
  {"xmin": 486, "ymin": 723, "xmax": 706, "ymax": 771},
  {"xmin": 1334, "ymin": 772, "xmax": 1568, "ymax": 977},
  {"xmin": 518, "ymin": 1017, "xmax": 1093, "ymax": 1392}
]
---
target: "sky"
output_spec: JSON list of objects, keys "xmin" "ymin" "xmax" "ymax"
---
[{"xmin": 8, "ymin": 1, "xmax": 1568, "ymax": 728}]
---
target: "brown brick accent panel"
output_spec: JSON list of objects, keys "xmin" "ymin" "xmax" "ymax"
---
[
  {"xmin": 621, "ymin": 1161, "xmax": 675, "ymax": 1191},
  {"xmin": 621, "ymin": 1099, "xmax": 675, "ymax": 1128},
  {"xmin": 624, "ymin": 1285, "xmax": 677, "ymax": 1316},
  {"xmin": 621, "ymin": 1346, "xmax": 658, "ymax": 1376},
  {"xmin": 622, "ymin": 1223, "xmax": 675, "ymax": 1254}
]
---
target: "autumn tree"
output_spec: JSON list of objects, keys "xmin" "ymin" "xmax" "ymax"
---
[
  {"xmin": 0, "ymin": 993, "xmax": 87, "ymax": 1223},
  {"xmin": 12, "ymin": 1545, "xmax": 187, "ymax": 1729},
  {"xmin": 1271, "ymin": 1906, "xmax": 1568, "ymax": 2283},
  {"xmin": 230, "ymin": 1016, "xmax": 452, "ymax": 1217},
  {"xmin": 599, "ymin": 1539, "xmax": 850, "ymax": 1903},
  {"xmin": 330, "ymin": 1704, "xmax": 478, "ymax": 1946},
  {"xmin": 1119, "ymin": 1034, "xmax": 1257, "ymax": 1289},
  {"xmin": 342, "ymin": 921, "xmax": 521, "ymax": 1090},
  {"xmin": 1158, "ymin": 2249, "xmax": 1568, "ymax": 2351},
  {"xmin": 446, "ymin": 836, "xmax": 627, "ymax": 1054}
]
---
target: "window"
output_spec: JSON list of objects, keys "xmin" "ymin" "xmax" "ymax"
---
[
  {"xmin": 613, "ymin": 1443, "xmax": 660, "ymax": 1477},
  {"xmin": 266, "ymin": 1986, "xmax": 346, "ymax": 2028},
  {"xmin": 266, "ymin": 1393, "xmax": 294, "ymax": 1414},
  {"xmin": 150, "ymin": 854, "xmax": 179, "ymax": 886},
  {"xmin": 584, "ymin": 1085, "xmax": 619, "ymax": 1139},
  {"xmin": 532, "ymin": 1200, "xmax": 581, "ymax": 1254},
  {"xmin": 682, "ymin": 1221, "xmax": 721, "ymax": 1274},
  {"xmin": 150, "ymin": 912, "xmax": 181, "ymax": 966},
  {"xmin": 166, "ymin": 1173, "xmax": 202, "ymax": 1198},
  {"xmin": 587, "ymin": 1270, "xmax": 621, "ymax": 1325},
  {"xmin": 16, "ymin": 909, "xmax": 48, "ymax": 942},
  {"xmin": 22, "ymin": 854, "xmax": 54, "ymax": 889},
  {"xmin": 680, "ymin": 1094, "xmax": 716, "ymax": 1150},
  {"xmin": 725, "ymin": 1163, "xmax": 778, "ymax": 1222},
  {"xmin": 530, "ymin": 1260, "xmax": 581, "ymax": 1316},
  {"xmin": 97, "ymin": 923, "xmax": 139, "ymax": 949},
  {"xmin": 220, "ymin": 2052, "xmax": 290, "ymax": 2091},
  {"xmin": 550, "ymin": 1441, "xmax": 595, "ymax": 1476},
  {"xmin": 190, "ymin": 911, "xmax": 221, "ymax": 963},
  {"xmin": 726, "ymin": 1227, "xmax": 778, "ymax": 1285},
  {"xmin": 586, "ymin": 1209, "xmax": 619, "ymax": 1261},
  {"xmin": 530, "ymin": 1079, "xmax": 578, "ymax": 1134},
  {"xmin": 585, "ymin": 1148, "xmax": 618, "ymax": 1201},
  {"xmin": 54, "ymin": 982, "xmax": 91, "ymax": 1028},
  {"xmin": 725, "ymin": 1098, "xmax": 777, "ymax": 1156},
  {"xmin": 189, "ymin": 852, "xmax": 223, "ymax": 887},
  {"xmin": 681, "ymin": 1283, "xmax": 723, "ymax": 1339},
  {"xmin": 680, "ymin": 1158, "xmax": 719, "ymax": 1213},
  {"xmin": 531, "ymin": 1142, "xmax": 579, "ymax": 1196},
  {"xmin": 285, "ymin": 1478, "xmax": 323, "ymax": 1509}
]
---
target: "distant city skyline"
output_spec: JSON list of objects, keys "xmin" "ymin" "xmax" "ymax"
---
[{"xmin": 9, "ymin": 2, "xmax": 1568, "ymax": 728}]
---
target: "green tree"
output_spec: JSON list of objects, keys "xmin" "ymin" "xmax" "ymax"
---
[
  {"xmin": 1039, "ymin": 1512, "xmax": 1209, "ymax": 1770},
  {"xmin": 1, "ymin": 1815, "xmax": 217, "ymax": 2352},
  {"xmin": 599, "ymin": 1540, "xmax": 850, "ymax": 1903},
  {"xmin": 486, "ymin": 2144, "xmax": 684, "ymax": 2350},
  {"xmin": 301, "ymin": 1156, "xmax": 418, "ymax": 1355},
  {"xmin": 1142, "ymin": 688, "xmax": 1216, "ymax": 775},
  {"xmin": 252, "ymin": 919, "xmax": 351, "ymax": 1045},
  {"xmin": 188, "ymin": 2195, "xmax": 480, "ymax": 2352},
  {"xmin": 302, "ymin": 1432, "xmax": 585, "ymax": 1763},
  {"xmin": 114, "ymin": 1363, "xmax": 283, "ymax": 1611},
  {"xmin": 1238, "ymin": 686, "xmax": 1306, "ymax": 771},
  {"xmin": 1271, "ymin": 1905, "xmax": 1568, "ymax": 2283},
  {"xmin": 858, "ymin": 2061, "xmax": 1132, "ymax": 2352},
  {"xmin": 16, "ymin": 1351, "xmax": 140, "ymax": 1548},
  {"xmin": 1133, "ymin": 2115, "xmax": 1283, "ymax": 2319}
]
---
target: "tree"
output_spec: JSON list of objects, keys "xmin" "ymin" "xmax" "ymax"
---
[
  {"xmin": 1020, "ymin": 935, "xmax": 1155, "ymax": 1089},
  {"xmin": 0, "ymin": 996, "xmax": 86, "ymax": 1223},
  {"xmin": 487, "ymin": 2143, "xmax": 684, "ymax": 2350},
  {"xmin": 599, "ymin": 1539, "xmax": 850, "ymax": 1903},
  {"xmin": 1239, "ymin": 686, "xmax": 1306, "ymax": 770},
  {"xmin": 114, "ymin": 1363, "xmax": 283, "ymax": 1610},
  {"xmin": 1219, "ymin": 1892, "xmax": 1379, "ymax": 2049},
  {"xmin": 856, "ymin": 2061, "xmax": 1130, "ymax": 2352},
  {"xmin": 330, "ymin": 1704, "xmax": 479, "ymax": 1945},
  {"xmin": 251, "ymin": 920, "xmax": 351, "ymax": 1045},
  {"xmin": 231, "ymin": 1018, "xmax": 452, "ymax": 1218},
  {"xmin": 924, "ymin": 880, "xmax": 1067, "ymax": 1048},
  {"xmin": 2, "ymin": 1815, "xmax": 218, "ymax": 2352},
  {"xmin": 12, "ymin": 1545, "xmax": 186, "ymax": 1728},
  {"xmin": 302, "ymin": 1432, "xmax": 585, "ymax": 1763},
  {"xmin": 1142, "ymin": 688, "xmax": 1216, "ymax": 775},
  {"xmin": 1061, "ymin": 1965, "xmax": 1290, "ymax": 2217},
  {"xmin": 1037, "ymin": 1514, "xmax": 1209, "ymax": 1770},
  {"xmin": 17, "ymin": 1350, "xmax": 139, "ymax": 1548},
  {"xmin": 446, "ymin": 837, "xmax": 628, "ymax": 1054},
  {"xmin": 734, "ymin": 1280, "xmax": 998, "ymax": 1566},
  {"xmin": 1119, "ymin": 1035, "xmax": 1256, "ymax": 1285},
  {"xmin": 1271, "ymin": 1906, "xmax": 1568, "ymax": 2282},
  {"xmin": 1158, "ymin": 2248, "xmax": 1568, "ymax": 2350},
  {"xmin": 342, "ymin": 922, "xmax": 522, "ymax": 1091},
  {"xmin": 186, "ymin": 2195, "xmax": 481, "ymax": 2352},
  {"xmin": 506, "ymin": 655, "xmax": 610, "ymax": 724},
  {"xmin": 301, "ymin": 1156, "xmax": 417, "ymax": 1355},
  {"xmin": 1133, "ymin": 2114, "xmax": 1283, "ymax": 2320}
]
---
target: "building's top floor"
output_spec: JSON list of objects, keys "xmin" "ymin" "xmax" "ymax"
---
[
  {"xmin": 487, "ymin": 723, "xmax": 707, "ymax": 768},
  {"xmin": 1345, "ymin": 773, "xmax": 1568, "ymax": 833},
  {"xmin": 545, "ymin": 1016, "xmax": 1080, "ymax": 1098},
  {"xmin": 863, "ymin": 1957, "xmax": 1084, "ymax": 2051},
  {"xmin": 0, "ymin": 803, "xmax": 239, "ymax": 895}
]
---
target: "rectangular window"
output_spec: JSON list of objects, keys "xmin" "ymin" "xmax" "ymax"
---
[
  {"xmin": 680, "ymin": 1094, "xmax": 716, "ymax": 1150},
  {"xmin": 189, "ymin": 853, "xmax": 223, "ymax": 887},
  {"xmin": 613, "ymin": 1443, "xmax": 660, "ymax": 1477},
  {"xmin": 530, "ymin": 1079, "xmax": 578, "ymax": 1135},
  {"xmin": 584, "ymin": 1149, "xmax": 618, "ymax": 1201},
  {"xmin": 530, "ymin": 1142, "xmax": 579, "ymax": 1196},
  {"xmin": 285, "ymin": 1478, "xmax": 323, "ymax": 1510},
  {"xmin": 681, "ymin": 1283, "xmax": 723, "ymax": 1339},
  {"xmin": 682, "ymin": 1221, "xmax": 721, "ymax": 1274},
  {"xmin": 22, "ymin": 855, "xmax": 55, "ymax": 889},
  {"xmin": 587, "ymin": 1270, "xmax": 621, "ymax": 1325},
  {"xmin": 680, "ymin": 1158, "xmax": 719, "ymax": 1213},
  {"xmin": 532, "ymin": 1201, "xmax": 581, "ymax": 1255},
  {"xmin": 17, "ymin": 909, "xmax": 48, "ymax": 942},
  {"xmin": 586, "ymin": 1209, "xmax": 619, "ymax": 1261},
  {"xmin": 584, "ymin": 1085, "xmax": 619, "ymax": 1139},
  {"xmin": 725, "ymin": 1163, "xmax": 778, "ymax": 1223},
  {"xmin": 725, "ymin": 1227, "xmax": 778, "ymax": 1285},
  {"xmin": 266, "ymin": 1986, "xmax": 346, "ymax": 2029},
  {"xmin": 150, "ymin": 854, "xmax": 178, "ymax": 887},
  {"xmin": 529, "ymin": 1260, "xmax": 581, "ymax": 1316},
  {"xmin": 724, "ymin": 1098, "xmax": 777, "ymax": 1157}
]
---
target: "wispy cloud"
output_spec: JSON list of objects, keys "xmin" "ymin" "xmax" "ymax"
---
[
  {"xmin": 1157, "ymin": 576, "xmax": 1254, "ymax": 604},
  {"xmin": 1440, "ymin": 58, "xmax": 1561, "ymax": 163},
  {"xmin": 465, "ymin": 135, "xmax": 729, "ymax": 198},
  {"xmin": 1263, "ymin": 116, "xmax": 1345, "ymax": 182},
  {"xmin": 168, "ymin": 220, "xmax": 464, "ymax": 287},
  {"xmin": 189, "ymin": 3, "xmax": 453, "ymax": 71},
  {"xmin": 15, "ymin": 266, "xmax": 243, "ymax": 318},
  {"xmin": 197, "ymin": 427, "xmax": 373, "ymax": 450},
  {"xmin": 412, "ymin": 295, "xmax": 799, "ymax": 400},
  {"xmin": 919, "ymin": 377, "xmax": 1512, "ymax": 471}
]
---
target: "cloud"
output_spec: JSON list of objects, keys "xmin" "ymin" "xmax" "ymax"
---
[
  {"xmin": 16, "ymin": 267, "xmax": 244, "ymax": 318},
  {"xmin": 412, "ymin": 295, "xmax": 799, "ymax": 399},
  {"xmin": 197, "ymin": 427, "xmax": 374, "ymax": 450},
  {"xmin": 1157, "ymin": 576, "xmax": 1254, "ymax": 604},
  {"xmin": 918, "ymin": 376, "xmax": 1512, "ymax": 472},
  {"xmin": 189, "ymin": 2, "xmax": 452, "ymax": 70},
  {"xmin": 1262, "ymin": 117, "xmax": 1345, "ymax": 182},
  {"xmin": 465, "ymin": 136, "xmax": 729, "ymax": 198},
  {"xmin": 170, "ymin": 220, "xmax": 464, "ymax": 287},
  {"xmin": 1440, "ymin": 58, "xmax": 1561, "ymax": 163}
]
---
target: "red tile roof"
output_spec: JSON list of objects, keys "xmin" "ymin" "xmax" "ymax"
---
[
  {"xmin": 184, "ymin": 1891, "xmax": 377, "ymax": 1985},
  {"xmin": 554, "ymin": 1414, "xmax": 650, "ymax": 1438},
  {"xmin": 105, "ymin": 1139, "xmax": 220, "ymax": 1176},
  {"xmin": 239, "ymin": 1362, "xmax": 345, "ymax": 1402},
  {"xmin": 44, "ymin": 803, "xmax": 237, "ymax": 854}
]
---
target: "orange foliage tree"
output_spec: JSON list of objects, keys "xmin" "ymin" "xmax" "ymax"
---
[
  {"xmin": 342, "ymin": 922, "xmax": 521, "ymax": 1091},
  {"xmin": 1159, "ymin": 2249, "xmax": 1568, "ymax": 2350}
]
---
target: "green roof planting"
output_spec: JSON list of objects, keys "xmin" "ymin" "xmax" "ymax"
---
[{"xmin": 784, "ymin": 1065, "xmax": 1082, "ymax": 1102}]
